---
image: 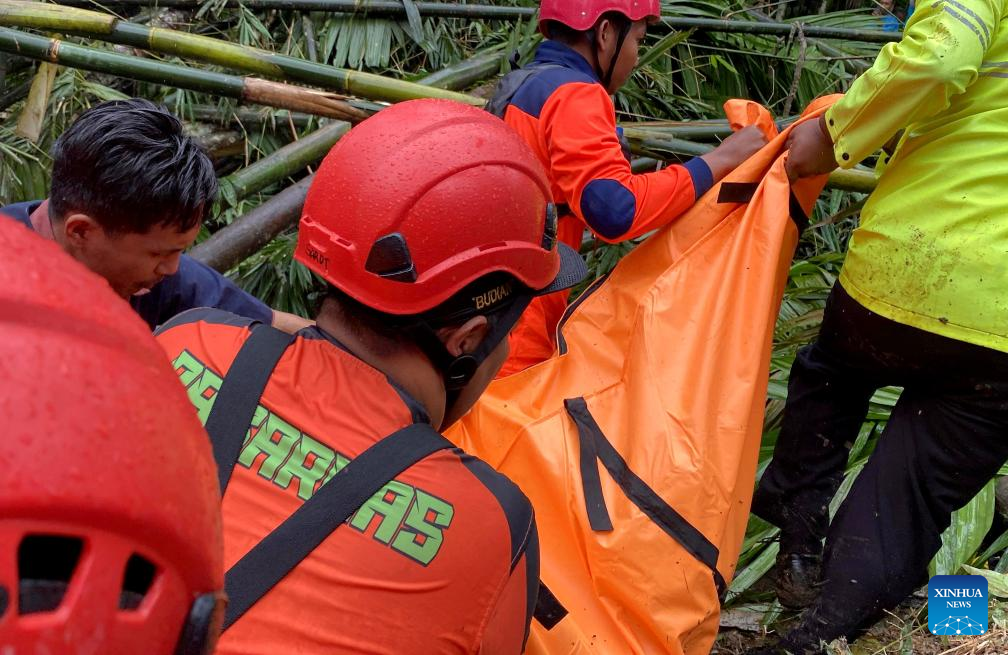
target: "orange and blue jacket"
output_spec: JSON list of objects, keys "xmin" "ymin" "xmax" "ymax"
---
[
  {"xmin": 156, "ymin": 309, "xmax": 538, "ymax": 654},
  {"xmin": 497, "ymin": 41, "xmax": 714, "ymax": 376}
]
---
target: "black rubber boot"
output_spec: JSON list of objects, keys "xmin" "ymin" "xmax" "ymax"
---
[{"xmin": 775, "ymin": 551, "xmax": 823, "ymax": 610}]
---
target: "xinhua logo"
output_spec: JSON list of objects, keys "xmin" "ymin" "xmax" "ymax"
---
[{"xmin": 928, "ymin": 575, "xmax": 988, "ymax": 635}]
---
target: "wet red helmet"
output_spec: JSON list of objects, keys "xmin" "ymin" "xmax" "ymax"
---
[
  {"xmin": 294, "ymin": 98, "xmax": 586, "ymax": 317},
  {"xmin": 0, "ymin": 219, "xmax": 224, "ymax": 654},
  {"xmin": 538, "ymin": 0, "xmax": 661, "ymax": 34}
]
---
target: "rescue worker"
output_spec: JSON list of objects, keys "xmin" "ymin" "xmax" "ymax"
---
[
  {"xmin": 0, "ymin": 217, "xmax": 224, "ymax": 654},
  {"xmin": 488, "ymin": 0, "xmax": 769, "ymax": 375},
  {"xmin": 155, "ymin": 99, "xmax": 588, "ymax": 654},
  {"xmin": 1, "ymin": 97, "xmax": 307, "ymax": 332},
  {"xmin": 748, "ymin": 0, "xmax": 1008, "ymax": 651}
]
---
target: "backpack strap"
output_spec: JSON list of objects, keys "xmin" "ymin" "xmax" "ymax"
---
[
  {"xmin": 203, "ymin": 323, "xmax": 297, "ymax": 494},
  {"xmin": 485, "ymin": 62, "xmax": 566, "ymax": 118},
  {"xmin": 221, "ymin": 423, "xmax": 453, "ymax": 629},
  {"xmin": 200, "ymin": 323, "xmax": 455, "ymax": 629}
]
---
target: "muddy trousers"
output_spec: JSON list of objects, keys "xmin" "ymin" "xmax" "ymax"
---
[{"xmin": 752, "ymin": 283, "xmax": 1008, "ymax": 643}]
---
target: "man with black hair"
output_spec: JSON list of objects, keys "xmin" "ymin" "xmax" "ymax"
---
[
  {"xmin": 486, "ymin": 0, "xmax": 768, "ymax": 376},
  {"xmin": 2, "ymin": 97, "xmax": 303, "ymax": 331},
  {"xmin": 155, "ymin": 99, "xmax": 588, "ymax": 653}
]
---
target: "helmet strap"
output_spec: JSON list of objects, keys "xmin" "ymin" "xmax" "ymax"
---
[
  {"xmin": 407, "ymin": 294, "xmax": 533, "ymax": 393},
  {"xmin": 590, "ymin": 16, "xmax": 632, "ymax": 90}
]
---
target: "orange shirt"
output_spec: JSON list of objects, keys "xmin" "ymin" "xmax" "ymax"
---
[
  {"xmin": 156, "ymin": 309, "xmax": 537, "ymax": 654},
  {"xmin": 496, "ymin": 42, "xmax": 714, "ymax": 376}
]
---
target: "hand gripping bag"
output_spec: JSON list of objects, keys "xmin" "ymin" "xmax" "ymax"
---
[{"xmin": 445, "ymin": 97, "xmax": 837, "ymax": 655}]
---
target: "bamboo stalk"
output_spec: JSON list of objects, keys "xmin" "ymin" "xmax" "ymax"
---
[
  {"xmin": 418, "ymin": 50, "xmax": 505, "ymax": 91},
  {"xmin": 186, "ymin": 105, "xmax": 317, "ymax": 129},
  {"xmin": 825, "ymin": 168, "xmax": 877, "ymax": 194},
  {"xmin": 191, "ymin": 175, "xmax": 313, "ymax": 272},
  {"xmin": 243, "ymin": 77, "xmax": 369, "ymax": 122},
  {"xmin": 0, "ymin": 27, "xmax": 371, "ymax": 120},
  {"xmin": 0, "ymin": 0, "xmax": 485, "ymax": 104},
  {"xmin": 626, "ymin": 137, "xmax": 877, "ymax": 194},
  {"xmin": 15, "ymin": 59, "xmax": 56, "ymax": 142},
  {"xmin": 623, "ymin": 123, "xmax": 736, "ymax": 141},
  {"xmin": 47, "ymin": 0, "xmax": 902, "ymax": 42},
  {"xmin": 0, "ymin": 77, "xmax": 30, "ymax": 110},
  {"xmin": 220, "ymin": 119, "xmax": 348, "ymax": 204}
]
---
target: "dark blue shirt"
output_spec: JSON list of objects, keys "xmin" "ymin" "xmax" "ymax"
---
[{"xmin": 2, "ymin": 200, "xmax": 273, "ymax": 331}]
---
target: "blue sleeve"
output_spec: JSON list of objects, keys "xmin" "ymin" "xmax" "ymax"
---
[
  {"xmin": 682, "ymin": 157, "xmax": 714, "ymax": 200},
  {"xmin": 131, "ymin": 254, "xmax": 272, "ymax": 330}
]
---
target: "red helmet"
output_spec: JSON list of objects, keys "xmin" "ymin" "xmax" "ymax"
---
[
  {"xmin": 0, "ymin": 219, "xmax": 224, "ymax": 654},
  {"xmin": 295, "ymin": 98, "xmax": 586, "ymax": 317},
  {"xmin": 538, "ymin": 0, "xmax": 661, "ymax": 33}
]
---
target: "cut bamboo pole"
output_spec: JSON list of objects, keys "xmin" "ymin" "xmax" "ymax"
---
[
  {"xmin": 0, "ymin": 27, "xmax": 371, "ymax": 120},
  {"xmin": 0, "ymin": 0, "xmax": 485, "ymax": 104},
  {"xmin": 220, "ymin": 119, "xmax": 348, "ymax": 204},
  {"xmin": 625, "ymin": 136, "xmax": 877, "ymax": 194},
  {"xmin": 191, "ymin": 175, "xmax": 313, "ymax": 271},
  {"xmin": 418, "ymin": 50, "xmax": 505, "ymax": 91},
  {"xmin": 14, "ymin": 59, "xmax": 55, "ymax": 142},
  {"xmin": 825, "ymin": 168, "xmax": 877, "ymax": 194},
  {"xmin": 186, "ymin": 105, "xmax": 316, "ymax": 129},
  {"xmin": 0, "ymin": 77, "xmax": 31, "ymax": 110},
  {"xmin": 46, "ymin": 0, "xmax": 902, "ymax": 42}
]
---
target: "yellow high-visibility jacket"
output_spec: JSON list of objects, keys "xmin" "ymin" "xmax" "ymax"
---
[{"xmin": 826, "ymin": 0, "xmax": 1008, "ymax": 352}]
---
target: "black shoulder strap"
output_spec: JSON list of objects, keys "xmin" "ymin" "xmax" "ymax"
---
[
  {"xmin": 485, "ymin": 63, "xmax": 566, "ymax": 118},
  {"xmin": 221, "ymin": 422, "xmax": 454, "ymax": 630},
  {"xmin": 203, "ymin": 323, "xmax": 296, "ymax": 494}
]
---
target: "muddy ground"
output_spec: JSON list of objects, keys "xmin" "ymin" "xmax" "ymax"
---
[{"xmin": 713, "ymin": 597, "xmax": 1008, "ymax": 655}]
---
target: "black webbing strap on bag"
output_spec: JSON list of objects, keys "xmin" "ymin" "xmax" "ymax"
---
[
  {"xmin": 203, "ymin": 324, "xmax": 296, "ymax": 494},
  {"xmin": 533, "ymin": 583, "xmax": 569, "ymax": 630},
  {"xmin": 563, "ymin": 397, "xmax": 728, "ymax": 599},
  {"xmin": 716, "ymin": 181, "xmax": 810, "ymax": 234},
  {"xmin": 485, "ymin": 62, "xmax": 565, "ymax": 118},
  {"xmin": 221, "ymin": 422, "xmax": 454, "ymax": 629}
]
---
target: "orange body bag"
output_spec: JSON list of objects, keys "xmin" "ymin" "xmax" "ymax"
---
[{"xmin": 446, "ymin": 98, "xmax": 836, "ymax": 655}]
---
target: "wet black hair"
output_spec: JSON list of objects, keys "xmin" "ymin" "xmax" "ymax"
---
[{"xmin": 49, "ymin": 98, "xmax": 218, "ymax": 235}]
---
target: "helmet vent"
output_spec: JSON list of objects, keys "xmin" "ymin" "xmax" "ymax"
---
[
  {"xmin": 365, "ymin": 233, "xmax": 418, "ymax": 283},
  {"xmin": 119, "ymin": 553, "xmax": 158, "ymax": 611},
  {"xmin": 17, "ymin": 535, "xmax": 83, "ymax": 614}
]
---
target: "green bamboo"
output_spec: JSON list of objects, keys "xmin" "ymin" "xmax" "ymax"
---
[
  {"xmin": 825, "ymin": 168, "xmax": 877, "ymax": 194},
  {"xmin": 626, "ymin": 124, "xmax": 735, "ymax": 140},
  {"xmin": 0, "ymin": 26, "xmax": 247, "ymax": 95},
  {"xmin": 48, "ymin": 0, "xmax": 902, "ymax": 42},
  {"xmin": 220, "ymin": 119, "xmax": 349, "ymax": 204},
  {"xmin": 0, "ymin": 27, "xmax": 370, "ymax": 120},
  {"xmin": 187, "ymin": 105, "xmax": 317, "ymax": 129},
  {"xmin": 0, "ymin": 77, "xmax": 30, "ymax": 111},
  {"xmin": 192, "ymin": 175, "xmax": 314, "ymax": 272},
  {"xmin": 418, "ymin": 50, "xmax": 506, "ymax": 91},
  {"xmin": 0, "ymin": 0, "xmax": 484, "ymax": 105},
  {"xmin": 626, "ymin": 137, "xmax": 877, "ymax": 194},
  {"xmin": 630, "ymin": 134, "xmax": 713, "ymax": 158}
]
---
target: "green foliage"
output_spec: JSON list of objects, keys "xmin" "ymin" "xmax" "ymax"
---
[{"xmin": 932, "ymin": 481, "xmax": 996, "ymax": 577}]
